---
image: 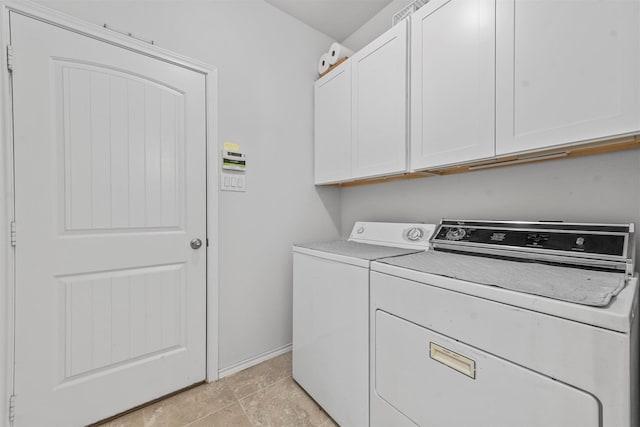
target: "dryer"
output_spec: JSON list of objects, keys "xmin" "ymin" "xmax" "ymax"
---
[
  {"xmin": 293, "ymin": 222, "xmax": 436, "ymax": 427},
  {"xmin": 370, "ymin": 220, "xmax": 638, "ymax": 427}
]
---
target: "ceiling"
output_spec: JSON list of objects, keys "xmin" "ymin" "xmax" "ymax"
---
[{"xmin": 264, "ymin": 0, "xmax": 394, "ymax": 41}]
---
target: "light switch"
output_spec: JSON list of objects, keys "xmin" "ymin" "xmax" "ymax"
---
[{"xmin": 221, "ymin": 171, "xmax": 246, "ymax": 192}]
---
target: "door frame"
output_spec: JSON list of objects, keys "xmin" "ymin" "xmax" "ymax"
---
[{"xmin": 0, "ymin": 1, "xmax": 220, "ymax": 424}]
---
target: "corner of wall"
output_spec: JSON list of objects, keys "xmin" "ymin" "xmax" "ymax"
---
[{"xmin": 341, "ymin": 0, "xmax": 414, "ymax": 51}]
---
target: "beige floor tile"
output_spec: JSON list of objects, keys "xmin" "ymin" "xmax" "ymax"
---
[
  {"xmin": 186, "ymin": 403, "xmax": 253, "ymax": 427},
  {"xmin": 320, "ymin": 415, "xmax": 339, "ymax": 427},
  {"xmin": 142, "ymin": 381, "xmax": 236, "ymax": 427},
  {"xmin": 99, "ymin": 409, "xmax": 145, "ymax": 427},
  {"xmin": 223, "ymin": 352, "xmax": 292, "ymax": 399},
  {"xmin": 239, "ymin": 377, "xmax": 328, "ymax": 427}
]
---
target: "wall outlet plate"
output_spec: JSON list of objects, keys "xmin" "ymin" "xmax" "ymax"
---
[{"xmin": 221, "ymin": 172, "xmax": 245, "ymax": 192}]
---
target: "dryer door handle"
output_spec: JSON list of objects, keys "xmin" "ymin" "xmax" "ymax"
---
[{"xmin": 429, "ymin": 342, "xmax": 476, "ymax": 379}]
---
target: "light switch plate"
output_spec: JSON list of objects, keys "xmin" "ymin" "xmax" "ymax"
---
[{"xmin": 221, "ymin": 171, "xmax": 246, "ymax": 192}]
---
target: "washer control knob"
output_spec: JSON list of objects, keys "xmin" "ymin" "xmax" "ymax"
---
[
  {"xmin": 576, "ymin": 237, "xmax": 585, "ymax": 246},
  {"xmin": 406, "ymin": 227, "xmax": 425, "ymax": 241},
  {"xmin": 445, "ymin": 227, "xmax": 466, "ymax": 241},
  {"xmin": 357, "ymin": 227, "xmax": 365, "ymax": 234}
]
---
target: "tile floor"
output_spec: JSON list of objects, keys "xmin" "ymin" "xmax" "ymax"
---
[{"xmin": 97, "ymin": 352, "xmax": 338, "ymax": 427}]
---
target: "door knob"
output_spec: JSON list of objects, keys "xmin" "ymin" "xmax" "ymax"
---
[{"xmin": 190, "ymin": 238, "xmax": 203, "ymax": 250}]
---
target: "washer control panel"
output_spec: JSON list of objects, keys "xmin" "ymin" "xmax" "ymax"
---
[{"xmin": 348, "ymin": 222, "xmax": 436, "ymax": 250}]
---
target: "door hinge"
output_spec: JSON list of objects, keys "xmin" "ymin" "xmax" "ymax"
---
[
  {"xmin": 8, "ymin": 394, "xmax": 15, "ymax": 424},
  {"xmin": 6, "ymin": 45, "xmax": 13, "ymax": 73},
  {"xmin": 10, "ymin": 221, "xmax": 16, "ymax": 246}
]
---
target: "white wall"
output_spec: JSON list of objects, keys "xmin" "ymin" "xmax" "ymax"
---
[
  {"xmin": 341, "ymin": 0, "xmax": 413, "ymax": 50},
  {"xmin": 35, "ymin": 0, "xmax": 341, "ymax": 371},
  {"xmin": 341, "ymin": 151, "xmax": 640, "ymax": 264}
]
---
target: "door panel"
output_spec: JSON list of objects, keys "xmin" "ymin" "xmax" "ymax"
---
[
  {"xmin": 351, "ymin": 20, "xmax": 407, "ymax": 179},
  {"xmin": 59, "ymin": 62, "xmax": 185, "ymax": 231},
  {"xmin": 496, "ymin": 0, "xmax": 640, "ymax": 154},
  {"xmin": 11, "ymin": 12, "xmax": 206, "ymax": 426},
  {"xmin": 58, "ymin": 265, "xmax": 185, "ymax": 379},
  {"xmin": 314, "ymin": 62, "xmax": 352, "ymax": 184},
  {"xmin": 410, "ymin": 0, "xmax": 495, "ymax": 169}
]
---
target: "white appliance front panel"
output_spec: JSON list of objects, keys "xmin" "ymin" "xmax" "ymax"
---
[
  {"xmin": 374, "ymin": 310, "xmax": 599, "ymax": 427},
  {"xmin": 292, "ymin": 253, "xmax": 369, "ymax": 426},
  {"xmin": 370, "ymin": 271, "xmax": 636, "ymax": 427}
]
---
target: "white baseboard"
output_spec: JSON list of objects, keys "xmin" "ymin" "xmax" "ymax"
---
[{"xmin": 218, "ymin": 343, "xmax": 292, "ymax": 379}]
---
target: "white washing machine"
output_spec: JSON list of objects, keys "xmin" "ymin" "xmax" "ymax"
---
[
  {"xmin": 293, "ymin": 222, "xmax": 436, "ymax": 427},
  {"xmin": 370, "ymin": 220, "xmax": 639, "ymax": 427}
]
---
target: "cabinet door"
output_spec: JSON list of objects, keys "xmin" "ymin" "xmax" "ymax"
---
[
  {"xmin": 496, "ymin": 0, "xmax": 640, "ymax": 155},
  {"xmin": 351, "ymin": 20, "xmax": 408, "ymax": 179},
  {"xmin": 314, "ymin": 61, "xmax": 352, "ymax": 184},
  {"xmin": 410, "ymin": 0, "xmax": 495, "ymax": 170}
]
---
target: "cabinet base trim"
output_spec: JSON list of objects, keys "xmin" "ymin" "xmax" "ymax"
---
[{"xmin": 332, "ymin": 134, "xmax": 640, "ymax": 187}]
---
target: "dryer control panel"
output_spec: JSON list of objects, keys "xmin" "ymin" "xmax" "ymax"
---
[{"xmin": 431, "ymin": 220, "xmax": 634, "ymax": 273}]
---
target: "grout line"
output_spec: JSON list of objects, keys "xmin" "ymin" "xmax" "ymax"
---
[
  {"xmin": 182, "ymin": 402, "xmax": 237, "ymax": 427},
  {"xmin": 238, "ymin": 375, "xmax": 292, "ymax": 405},
  {"xmin": 181, "ymin": 384, "xmax": 241, "ymax": 427},
  {"xmin": 236, "ymin": 375, "xmax": 295, "ymax": 427},
  {"xmin": 236, "ymin": 392, "xmax": 256, "ymax": 427},
  {"xmin": 228, "ymin": 354, "xmax": 292, "ymax": 400}
]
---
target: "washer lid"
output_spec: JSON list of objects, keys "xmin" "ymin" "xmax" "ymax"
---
[{"xmin": 294, "ymin": 240, "xmax": 420, "ymax": 261}]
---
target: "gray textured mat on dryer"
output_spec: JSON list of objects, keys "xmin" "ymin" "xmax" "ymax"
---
[{"xmin": 378, "ymin": 250, "xmax": 627, "ymax": 306}]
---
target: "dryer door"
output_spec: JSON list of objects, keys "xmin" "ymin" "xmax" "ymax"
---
[{"xmin": 374, "ymin": 310, "xmax": 599, "ymax": 427}]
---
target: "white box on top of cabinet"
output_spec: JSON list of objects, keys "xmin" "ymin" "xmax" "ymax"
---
[{"xmin": 314, "ymin": 20, "xmax": 408, "ymax": 185}]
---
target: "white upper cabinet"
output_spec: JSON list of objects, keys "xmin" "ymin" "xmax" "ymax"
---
[
  {"xmin": 496, "ymin": 0, "xmax": 640, "ymax": 155},
  {"xmin": 351, "ymin": 20, "xmax": 408, "ymax": 179},
  {"xmin": 314, "ymin": 0, "xmax": 640, "ymax": 184},
  {"xmin": 314, "ymin": 60, "xmax": 352, "ymax": 184},
  {"xmin": 410, "ymin": 0, "xmax": 495, "ymax": 170}
]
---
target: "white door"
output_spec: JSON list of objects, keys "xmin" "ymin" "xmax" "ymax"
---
[
  {"xmin": 351, "ymin": 20, "xmax": 407, "ymax": 179},
  {"xmin": 495, "ymin": 0, "xmax": 640, "ymax": 155},
  {"xmin": 11, "ymin": 12, "xmax": 207, "ymax": 426},
  {"xmin": 410, "ymin": 0, "xmax": 495, "ymax": 170},
  {"xmin": 314, "ymin": 60, "xmax": 352, "ymax": 184}
]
